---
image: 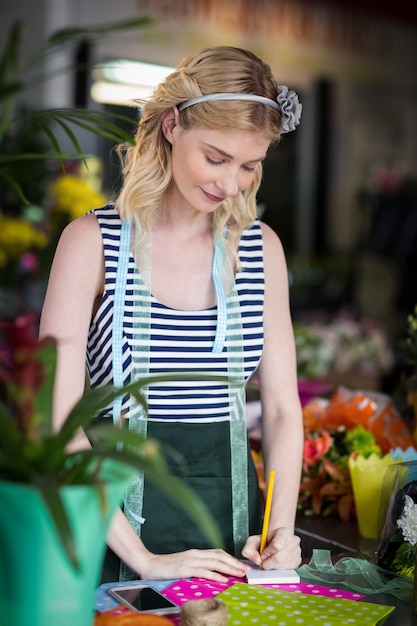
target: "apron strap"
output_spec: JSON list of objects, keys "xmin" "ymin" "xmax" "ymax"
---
[
  {"xmin": 120, "ymin": 268, "xmax": 151, "ymax": 580},
  {"xmin": 230, "ymin": 415, "xmax": 249, "ymax": 554},
  {"xmin": 213, "ymin": 231, "xmax": 248, "ymax": 552},
  {"xmin": 112, "ymin": 219, "xmax": 131, "ymax": 425},
  {"xmin": 113, "ymin": 219, "xmax": 150, "ymax": 580},
  {"xmin": 226, "ymin": 273, "xmax": 248, "ymax": 554},
  {"xmin": 211, "ymin": 234, "xmax": 228, "ymax": 353}
]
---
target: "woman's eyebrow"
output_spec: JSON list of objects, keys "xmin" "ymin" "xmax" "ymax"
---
[{"xmin": 203, "ymin": 142, "xmax": 267, "ymax": 163}]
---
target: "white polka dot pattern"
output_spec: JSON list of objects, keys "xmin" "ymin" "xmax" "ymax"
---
[
  {"xmin": 161, "ymin": 577, "xmax": 365, "ymax": 606},
  {"xmin": 216, "ymin": 582, "xmax": 395, "ymax": 626}
]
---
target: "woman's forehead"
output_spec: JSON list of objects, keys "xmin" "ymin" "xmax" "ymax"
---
[{"xmin": 188, "ymin": 126, "xmax": 271, "ymax": 160}]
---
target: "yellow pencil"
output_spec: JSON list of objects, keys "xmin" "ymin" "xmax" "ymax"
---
[{"xmin": 260, "ymin": 469, "xmax": 275, "ymax": 554}]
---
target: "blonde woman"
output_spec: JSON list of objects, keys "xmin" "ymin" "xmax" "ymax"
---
[{"xmin": 40, "ymin": 46, "xmax": 304, "ymax": 582}]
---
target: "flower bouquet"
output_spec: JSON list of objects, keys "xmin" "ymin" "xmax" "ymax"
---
[
  {"xmin": 294, "ymin": 311, "xmax": 394, "ymax": 389},
  {"xmin": 298, "ymin": 387, "xmax": 416, "ymax": 522},
  {"xmin": 299, "ymin": 420, "xmax": 380, "ymax": 521}
]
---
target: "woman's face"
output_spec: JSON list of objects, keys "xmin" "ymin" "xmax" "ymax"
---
[{"xmin": 163, "ymin": 109, "xmax": 270, "ymax": 217}]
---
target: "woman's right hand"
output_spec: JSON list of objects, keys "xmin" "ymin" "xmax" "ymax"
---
[{"xmin": 139, "ymin": 548, "xmax": 251, "ymax": 582}]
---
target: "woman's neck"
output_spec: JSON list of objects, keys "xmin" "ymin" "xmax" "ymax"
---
[{"xmin": 152, "ymin": 205, "xmax": 213, "ymax": 239}]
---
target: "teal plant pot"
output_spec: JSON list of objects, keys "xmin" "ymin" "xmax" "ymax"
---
[{"xmin": 0, "ymin": 461, "xmax": 134, "ymax": 626}]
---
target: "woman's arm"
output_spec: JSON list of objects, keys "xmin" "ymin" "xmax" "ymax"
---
[
  {"xmin": 39, "ymin": 212, "xmax": 105, "ymax": 432},
  {"xmin": 242, "ymin": 222, "xmax": 303, "ymax": 569},
  {"xmin": 107, "ymin": 508, "xmax": 250, "ymax": 581}
]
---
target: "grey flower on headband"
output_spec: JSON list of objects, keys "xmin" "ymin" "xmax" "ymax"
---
[{"xmin": 277, "ymin": 85, "xmax": 302, "ymax": 134}]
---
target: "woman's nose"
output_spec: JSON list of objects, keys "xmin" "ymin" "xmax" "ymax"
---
[{"xmin": 218, "ymin": 170, "xmax": 240, "ymax": 197}]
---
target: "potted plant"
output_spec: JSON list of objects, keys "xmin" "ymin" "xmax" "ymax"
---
[{"xmin": 0, "ymin": 312, "xmax": 221, "ymax": 626}]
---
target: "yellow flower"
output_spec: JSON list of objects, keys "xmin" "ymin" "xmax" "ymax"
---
[
  {"xmin": 0, "ymin": 216, "xmax": 47, "ymax": 267},
  {"xmin": 49, "ymin": 174, "xmax": 106, "ymax": 222}
]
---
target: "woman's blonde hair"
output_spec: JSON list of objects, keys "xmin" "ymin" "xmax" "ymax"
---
[{"xmin": 116, "ymin": 46, "xmax": 283, "ymax": 260}]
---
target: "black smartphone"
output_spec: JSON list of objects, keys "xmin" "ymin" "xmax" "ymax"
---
[{"xmin": 108, "ymin": 584, "xmax": 180, "ymax": 615}]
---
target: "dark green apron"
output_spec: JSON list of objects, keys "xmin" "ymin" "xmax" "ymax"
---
[
  {"xmin": 141, "ymin": 421, "xmax": 262, "ymax": 555},
  {"xmin": 101, "ymin": 422, "xmax": 262, "ymax": 583}
]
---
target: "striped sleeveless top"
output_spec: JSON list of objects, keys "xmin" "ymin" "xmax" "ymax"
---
[{"xmin": 87, "ymin": 204, "xmax": 265, "ymax": 423}]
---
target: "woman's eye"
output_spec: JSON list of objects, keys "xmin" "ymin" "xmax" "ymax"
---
[
  {"xmin": 205, "ymin": 154, "xmax": 257, "ymax": 172},
  {"xmin": 205, "ymin": 155, "xmax": 223, "ymax": 166}
]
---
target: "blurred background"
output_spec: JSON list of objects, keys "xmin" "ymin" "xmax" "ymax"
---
[{"xmin": 1, "ymin": 0, "xmax": 417, "ymax": 400}]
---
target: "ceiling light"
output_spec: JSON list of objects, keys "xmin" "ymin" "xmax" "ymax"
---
[{"xmin": 91, "ymin": 59, "xmax": 176, "ymax": 105}]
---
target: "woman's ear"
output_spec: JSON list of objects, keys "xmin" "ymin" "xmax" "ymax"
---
[{"xmin": 162, "ymin": 106, "xmax": 180, "ymax": 144}]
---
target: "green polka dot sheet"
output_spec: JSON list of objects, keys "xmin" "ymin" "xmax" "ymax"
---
[{"xmin": 216, "ymin": 582, "xmax": 395, "ymax": 625}]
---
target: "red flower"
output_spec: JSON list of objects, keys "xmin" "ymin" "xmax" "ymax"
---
[
  {"xmin": 303, "ymin": 430, "xmax": 333, "ymax": 467},
  {"xmin": 0, "ymin": 312, "xmax": 54, "ymax": 438}
]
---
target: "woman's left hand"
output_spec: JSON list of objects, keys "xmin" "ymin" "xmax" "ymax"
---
[{"xmin": 241, "ymin": 527, "xmax": 302, "ymax": 569}]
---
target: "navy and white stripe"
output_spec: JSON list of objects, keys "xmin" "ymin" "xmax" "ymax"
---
[{"xmin": 87, "ymin": 204, "xmax": 264, "ymax": 422}]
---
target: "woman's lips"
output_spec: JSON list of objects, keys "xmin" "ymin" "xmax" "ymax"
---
[{"xmin": 202, "ymin": 189, "xmax": 226, "ymax": 203}]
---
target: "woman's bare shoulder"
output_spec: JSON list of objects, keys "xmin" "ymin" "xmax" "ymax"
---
[
  {"xmin": 47, "ymin": 212, "xmax": 105, "ymax": 296},
  {"xmin": 59, "ymin": 211, "xmax": 102, "ymax": 245},
  {"xmin": 52, "ymin": 212, "xmax": 104, "ymax": 267}
]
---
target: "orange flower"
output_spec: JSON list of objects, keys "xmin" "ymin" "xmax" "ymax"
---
[
  {"xmin": 299, "ymin": 459, "xmax": 354, "ymax": 520},
  {"xmin": 299, "ymin": 464, "xmax": 329, "ymax": 515},
  {"xmin": 319, "ymin": 459, "xmax": 354, "ymax": 521},
  {"xmin": 303, "ymin": 430, "xmax": 333, "ymax": 467}
]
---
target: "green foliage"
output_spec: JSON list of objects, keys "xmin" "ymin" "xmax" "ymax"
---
[
  {"xmin": 0, "ymin": 17, "xmax": 152, "ymax": 204},
  {"xmin": 391, "ymin": 540, "xmax": 416, "ymax": 579},
  {"xmin": 344, "ymin": 425, "xmax": 381, "ymax": 458}
]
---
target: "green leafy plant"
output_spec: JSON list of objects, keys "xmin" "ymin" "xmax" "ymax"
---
[
  {"xmin": 402, "ymin": 305, "xmax": 417, "ymax": 388},
  {"xmin": 0, "ymin": 16, "xmax": 151, "ymax": 203},
  {"xmin": 392, "ymin": 304, "xmax": 417, "ymax": 432},
  {"xmin": 0, "ymin": 312, "xmax": 222, "ymax": 570}
]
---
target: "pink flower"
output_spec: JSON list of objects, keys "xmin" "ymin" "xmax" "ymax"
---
[{"xmin": 19, "ymin": 252, "xmax": 39, "ymax": 273}]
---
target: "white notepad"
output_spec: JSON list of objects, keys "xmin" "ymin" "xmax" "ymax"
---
[{"xmin": 246, "ymin": 568, "xmax": 300, "ymax": 584}]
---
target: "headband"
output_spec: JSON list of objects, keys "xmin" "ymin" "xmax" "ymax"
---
[{"xmin": 178, "ymin": 85, "xmax": 302, "ymax": 134}]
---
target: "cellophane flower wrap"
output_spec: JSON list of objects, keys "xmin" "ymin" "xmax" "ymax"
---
[{"xmin": 377, "ymin": 462, "xmax": 417, "ymax": 578}]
